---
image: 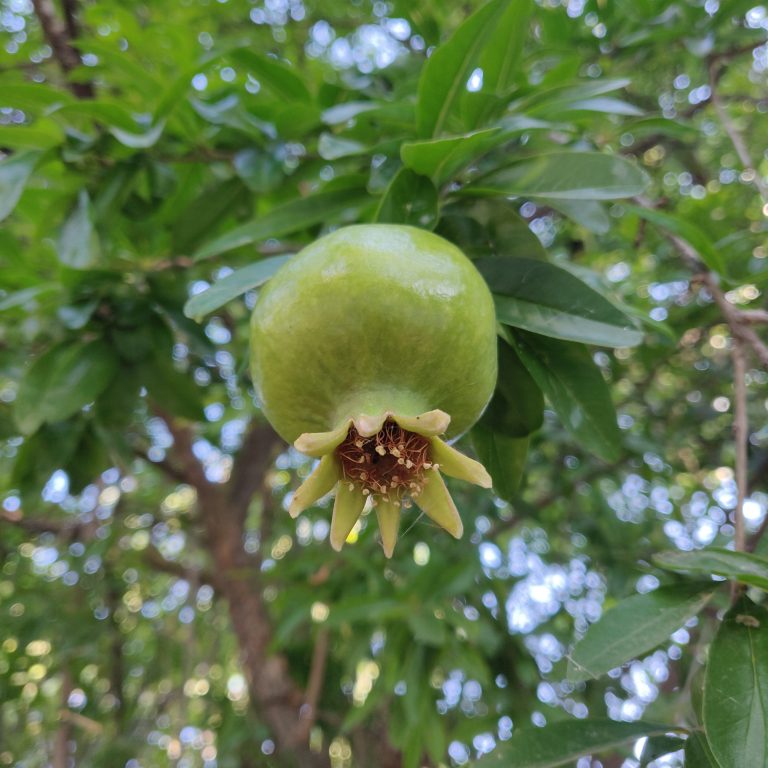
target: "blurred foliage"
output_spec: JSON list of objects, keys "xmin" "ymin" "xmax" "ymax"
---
[{"xmin": 0, "ymin": 0, "xmax": 767, "ymax": 767}]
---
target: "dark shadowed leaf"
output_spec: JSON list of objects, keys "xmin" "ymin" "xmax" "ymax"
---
[
  {"xmin": 684, "ymin": 733, "xmax": 719, "ymax": 768},
  {"xmin": 140, "ymin": 352, "xmax": 205, "ymax": 422},
  {"xmin": 0, "ymin": 150, "xmax": 42, "ymax": 222},
  {"xmin": 482, "ymin": 338, "xmax": 543, "ymax": 438},
  {"xmin": 478, "ymin": 257, "xmax": 643, "ymax": 347},
  {"xmin": 469, "ymin": 152, "xmax": 649, "ymax": 200},
  {"xmin": 567, "ymin": 584, "xmax": 713, "ymax": 681},
  {"xmin": 471, "ymin": 425, "xmax": 528, "ymax": 503},
  {"xmin": 183, "ymin": 255, "xmax": 291, "ymax": 320},
  {"xmin": 509, "ymin": 330, "xmax": 622, "ymax": 460},
  {"xmin": 654, "ymin": 548, "xmax": 768, "ymax": 591},
  {"xmin": 14, "ymin": 341, "xmax": 118, "ymax": 435},
  {"xmin": 704, "ymin": 597, "xmax": 768, "ymax": 768},
  {"xmin": 473, "ymin": 720, "xmax": 681, "ymax": 767},
  {"xmin": 172, "ymin": 178, "xmax": 247, "ymax": 254},
  {"xmin": 194, "ymin": 186, "xmax": 365, "ymax": 260},
  {"xmin": 375, "ymin": 168, "xmax": 438, "ymax": 229},
  {"xmin": 638, "ymin": 734, "xmax": 686, "ymax": 765}
]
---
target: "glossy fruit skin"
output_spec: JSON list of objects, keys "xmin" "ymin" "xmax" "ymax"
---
[{"xmin": 250, "ymin": 224, "xmax": 497, "ymax": 443}]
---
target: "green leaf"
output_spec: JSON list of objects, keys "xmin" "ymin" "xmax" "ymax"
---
[
  {"xmin": 624, "ymin": 204, "xmax": 727, "ymax": 275},
  {"xmin": 318, "ymin": 133, "xmax": 368, "ymax": 161},
  {"xmin": 509, "ymin": 330, "xmax": 622, "ymax": 461},
  {"xmin": 194, "ymin": 186, "xmax": 365, "ymax": 260},
  {"xmin": 478, "ymin": 257, "xmax": 643, "ymax": 347},
  {"xmin": 563, "ymin": 96, "xmax": 644, "ymax": 116},
  {"xmin": 567, "ymin": 584, "xmax": 713, "ymax": 681},
  {"xmin": 172, "ymin": 178, "xmax": 246, "ymax": 254},
  {"xmin": 0, "ymin": 121, "xmax": 65, "ymax": 151},
  {"xmin": 14, "ymin": 341, "xmax": 118, "ymax": 435},
  {"xmin": 704, "ymin": 597, "xmax": 768, "ymax": 768},
  {"xmin": 461, "ymin": 0, "xmax": 532, "ymax": 129},
  {"xmin": 140, "ymin": 353, "xmax": 205, "ymax": 422},
  {"xmin": 110, "ymin": 119, "xmax": 165, "ymax": 149},
  {"xmin": 230, "ymin": 49, "xmax": 312, "ymax": 103},
  {"xmin": 471, "ymin": 425, "xmax": 528, "ymax": 503},
  {"xmin": 416, "ymin": 0, "xmax": 507, "ymax": 138},
  {"xmin": 654, "ymin": 548, "xmax": 768, "ymax": 591},
  {"xmin": 469, "ymin": 152, "xmax": 650, "ymax": 200},
  {"xmin": 0, "ymin": 150, "xmax": 43, "ymax": 222},
  {"xmin": 183, "ymin": 255, "xmax": 291, "ymax": 320},
  {"xmin": 233, "ymin": 149, "xmax": 283, "ymax": 193},
  {"xmin": 684, "ymin": 733, "xmax": 720, "ymax": 768},
  {"xmin": 483, "ymin": 338, "xmax": 543, "ymax": 437},
  {"xmin": 0, "ymin": 284, "xmax": 60, "ymax": 312},
  {"xmin": 540, "ymin": 198, "xmax": 611, "ymax": 235},
  {"xmin": 375, "ymin": 168, "xmax": 438, "ymax": 229},
  {"xmin": 638, "ymin": 734, "xmax": 686, "ymax": 765},
  {"xmin": 401, "ymin": 128, "xmax": 503, "ymax": 184},
  {"xmin": 58, "ymin": 190, "xmax": 100, "ymax": 269},
  {"xmin": 473, "ymin": 720, "xmax": 681, "ymax": 767}
]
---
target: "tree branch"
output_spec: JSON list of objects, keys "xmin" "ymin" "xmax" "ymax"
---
[
  {"xmin": 709, "ymin": 60, "xmax": 768, "ymax": 205},
  {"xmin": 31, "ymin": 0, "xmax": 93, "ymax": 98},
  {"xmin": 0, "ymin": 509, "xmax": 89, "ymax": 538},
  {"xmin": 732, "ymin": 339, "xmax": 748, "ymax": 556},
  {"xmin": 633, "ymin": 196, "xmax": 768, "ymax": 369},
  {"xmin": 300, "ymin": 627, "xmax": 330, "ymax": 737}
]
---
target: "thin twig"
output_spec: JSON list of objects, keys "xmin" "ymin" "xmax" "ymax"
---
[
  {"xmin": 30, "ymin": 0, "xmax": 93, "ymax": 98},
  {"xmin": 709, "ymin": 61, "xmax": 768, "ymax": 204},
  {"xmin": 732, "ymin": 341, "xmax": 749, "ymax": 552},
  {"xmin": 300, "ymin": 627, "xmax": 330, "ymax": 736},
  {"xmin": 633, "ymin": 196, "xmax": 768, "ymax": 369}
]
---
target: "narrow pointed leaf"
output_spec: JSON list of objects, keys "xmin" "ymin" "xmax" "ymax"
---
[
  {"xmin": 183, "ymin": 255, "xmax": 290, "ymax": 320},
  {"xmin": 194, "ymin": 186, "xmax": 364, "ymax": 260},
  {"xmin": 509, "ymin": 330, "xmax": 622, "ymax": 461},
  {"xmin": 416, "ymin": 0, "xmax": 506, "ymax": 138},
  {"xmin": 567, "ymin": 584, "xmax": 713, "ymax": 681},
  {"xmin": 469, "ymin": 152, "xmax": 649, "ymax": 200},
  {"xmin": 478, "ymin": 257, "xmax": 643, "ymax": 347},
  {"xmin": 653, "ymin": 548, "xmax": 768, "ymax": 591},
  {"xmin": 375, "ymin": 168, "xmax": 438, "ymax": 230},
  {"xmin": 0, "ymin": 150, "xmax": 42, "ymax": 222},
  {"xmin": 400, "ymin": 128, "xmax": 503, "ymax": 184},
  {"xmin": 474, "ymin": 720, "xmax": 682, "ymax": 767},
  {"xmin": 461, "ymin": 0, "xmax": 532, "ymax": 128},
  {"xmin": 470, "ymin": 426, "xmax": 529, "ymax": 503},
  {"xmin": 704, "ymin": 597, "xmax": 768, "ymax": 768},
  {"xmin": 625, "ymin": 204, "xmax": 727, "ymax": 275}
]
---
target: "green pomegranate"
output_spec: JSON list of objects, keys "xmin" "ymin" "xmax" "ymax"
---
[{"xmin": 250, "ymin": 224, "xmax": 497, "ymax": 557}]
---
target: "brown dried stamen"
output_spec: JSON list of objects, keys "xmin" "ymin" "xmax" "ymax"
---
[{"xmin": 336, "ymin": 420, "xmax": 433, "ymax": 505}]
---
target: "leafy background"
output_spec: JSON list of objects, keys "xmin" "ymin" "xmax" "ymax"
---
[{"xmin": 1, "ymin": 0, "xmax": 767, "ymax": 767}]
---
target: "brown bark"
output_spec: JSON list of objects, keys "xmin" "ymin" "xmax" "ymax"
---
[
  {"xmin": 52, "ymin": 671, "xmax": 74, "ymax": 768},
  {"xmin": 31, "ymin": 0, "xmax": 93, "ymax": 98},
  {"xmin": 158, "ymin": 411, "xmax": 331, "ymax": 767}
]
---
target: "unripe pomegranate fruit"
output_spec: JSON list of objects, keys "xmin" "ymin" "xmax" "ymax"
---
[{"xmin": 250, "ymin": 224, "xmax": 496, "ymax": 557}]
